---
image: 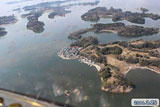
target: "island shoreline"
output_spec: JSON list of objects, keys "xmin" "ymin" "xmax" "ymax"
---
[
  {"xmin": 58, "ymin": 50, "xmax": 101, "ymax": 71},
  {"xmin": 125, "ymin": 65, "xmax": 160, "ymax": 76}
]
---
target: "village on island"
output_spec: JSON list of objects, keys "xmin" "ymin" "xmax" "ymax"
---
[{"xmin": 58, "ymin": 46, "xmax": 101, "ymax": 71}]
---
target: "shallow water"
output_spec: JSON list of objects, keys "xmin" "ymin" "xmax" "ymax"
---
[{"xmin": 0, "ymin": 0, "xmax": 160, "ymax": 107}]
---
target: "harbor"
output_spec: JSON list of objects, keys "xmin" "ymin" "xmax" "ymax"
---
[
  {"xmin": 58, "ymin": 46, "xmax": 80, "ymax": 60},
  {"xmin": 58, "ymin": 46, "xmax": 101, "ymax": 71}
]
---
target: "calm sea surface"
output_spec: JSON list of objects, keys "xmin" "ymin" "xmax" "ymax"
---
[{"xmin": 0, "ymin": 0, "xmax": 160, "ymax": 107}]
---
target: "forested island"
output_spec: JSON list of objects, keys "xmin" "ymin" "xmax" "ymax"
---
[
  {"xmin": 68, "ymin": 22, "xmax": 159, "ymax": 39},
  {"xmin": 81, "ymin": 7, "xmax": 160, "ymax": 24},
  {"xmin": 21, "ymin": 0, "xmax": 99, "ymax": 33},
  {"xmin": 48, "ymin": 7, "xmax": 71, "ymax": 19},
  {"xmin": 0, "ymin": 28, "xmax": 7, "ymax": 37},
  {"xmin": 68, "ymin": 28, "xmax": 92, "ymax": 39},
  {"xmin": 22, "ymin": 0, "xmax": 99, "ymax": 12},
  {"xmin": 13, "ymin": 8, "xmax": 21, "ymax": 12},
  {"xmin": 59, "ymin": 36, "xmax": 160, "ymax": 93},
  {"xmin": 21, "ymin": 7, "xmax": 71, "ymax": 33},
  {"xmin": 92, "ymin": 23, "xmax": 159, "ymax": 37},
  {"xmin": 0, "ymin": 15, "xmax": 17, "ymax": 36},
  {"xmin": 0, "ymin": 15, "xmax": 17, "ymax": 25},
  {"xmin": 21, "ymin": 11, "xmax": 45, "ymax": 33}
]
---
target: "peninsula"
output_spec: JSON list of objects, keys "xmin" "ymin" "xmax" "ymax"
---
[
  {"xmin": 81, "ymin": 7, "xmax": 160, "ymax": 24},
  {"xmin": 59, "ymin": 36, "xmax": 160, "ymax": 93},
  {"xmin": 68, "ymin": 28, "xmax": 92, "ymax": 39},
  {"xmin": 68, "ymin": 22, "xmax": 159, "ymax": 39}
]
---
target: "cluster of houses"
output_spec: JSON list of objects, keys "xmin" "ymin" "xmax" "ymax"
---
[{"xmin": 59, "ymin": 46, "xmax": 79, "ymax": 59}]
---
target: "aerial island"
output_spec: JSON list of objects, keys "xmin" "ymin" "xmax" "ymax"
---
[
  {"xmin": 91, "ymin": 23, "xmax": 159, "ymax": 37},
  {"xmin": 0, "ymin": 28, "xmax": 7, "ymax": 37},
  {"xmin": 22, "ymin": 11, "xmax": 45, "ymax": 33},
  {"xmin": 21, "ymin": 0, "xmax": 99, "ymax": 33},
  {"xmin": 22, "ymin": 0, "xmax": 99, "ymax": 11},
  {"xmin": 0, "ymin": 15, "xmax": 17, "ymax": 25},
  {"xmin": 68, "ymin": 22, "xmax": 159, "ymax": 39},
  {"xmin": 59, "ymin": 36, "xmax": 160, "ymax": 93},
  {"xmin": 0, "ymin": 15, "xmax": 17, "ymax": 36},
  {"xmin": 13, "ymin": 8, "xmax": 21, "ymax": 12},
  {"xmin": 81, "ymin": 7, "xmax": 160, "ymax": 24},
  {"xmin": 48, "ymin": 7, "xmax": 71, "ymax": 19},
  {"xmin": 21, "ymin": 7, "xmax": 72, "ymax": 33}
]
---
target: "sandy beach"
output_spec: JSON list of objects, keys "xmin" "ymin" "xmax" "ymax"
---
[
  {"xmin": 78, "ymin": 56, "xmax": 101, "ymax": 71},
  {"xmin": 100, "ymin": 29, "xmax": 118, "ymax": 34},
  {"xmin": 125, "ymin": 65, "xmax": 160, "ymax": 76},
  {"xmin": 58, "ymin": 51, "xmax": 101, "ymax": 71}
]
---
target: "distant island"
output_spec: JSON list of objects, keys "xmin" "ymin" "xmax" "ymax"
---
[
  {"xmin": 81, "ymin": 7, "xmax": 160, "ymax": 24},
  {"xmin": 58, "ymin": 36, "xmax": 160, "ymax": 93},
  {"xmin": 21, "ymin": 11, "xmax": 44, "ymax": 33},
  {"xmin": 0, "ymin": 15, "xmax": 17, "ymax": 25},
  {"xmin": 13, "ymin": 8, "xmax": 21, "ymax": 12},
  {"xmin": 0, "ymin": 28, "xmax": 7, "ymax": 37},
  {"xmin": 21, "ymin": 0, "xmax": 99, "ymax": 33},
  {"xmin": 91, "ymin": 23, "xmax": 159, "ymax": 37},
  {"xmin": 6, "ymin": 0, "xmax": 33, "ymax": 5},
  {"xmin": 48, "ymin": 7, "xmax": 71, "ymax": 19},
  {"xmin": 21, "ymin": 6, "xmax": 72, "ymax": 33},
  {"xmin": 26, "ymin": 19, "xmax": 45, "ymax": 33},
  {"xmin": 68, "ymin": 22, "xmax": 159, "ymax": 39},
  {"xmin": 22, "ymin": 0, "xmax": 99, "ymax": 12},
  {"xmin": 0, "ymin": 15, "xmax": 17, "ymax": 36}
]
